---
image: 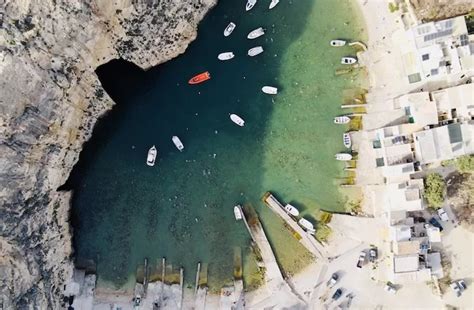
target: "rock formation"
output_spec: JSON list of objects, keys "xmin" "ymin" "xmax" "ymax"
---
[
  {"xmin": 0, "ymin": 0, "xmax": 216, "ymax": 308},
  {"xmin": 409, "ymin": 0, "xmax": 474, "ymax": 21}
]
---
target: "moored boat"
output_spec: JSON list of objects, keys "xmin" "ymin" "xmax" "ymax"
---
[
  {"xmin": 146, "ymin": 145, "xmax": 157, "ymax": 166},
  {"xmin": 262, "ymin": 86, "xmax": 278, "ymax": 95},
  {"xmin": 284, "ymin": 204, "xmax": 300, "ymax": 217},
  {"xmin": 298, "ymin": 218, "xmax": 315, "ymax": 234},
  {"xmin": 269, "ymin": 0, "xmax": 279, "ymax": 9},
  {"xmin": 248, "ymin": 46, "xmax": 264, "ymax": 57},
  {"xmin": 247, "ymin": 27, "xmax": 265, "ymax": 39},
  {"xmin": 224, "ymin": 22, "xmax": 236, "ymax": 37},
  {"xmin": 334, "ymin": 116, "xmax": 351, "ymax": 124},
  {"xmin": 234, "ymin": 205, "xmax": 243, "ymax": 220},
  {"xmin": 341, "ymin": 56, "xmax": 357, "ymax": 65},
  {"xmin": 218, "ymin": 52, "xmax": 235, "ymax": 61},
  {"xmin": 330, "ymin": 39, "xmax": 347, "ymax": 47},
  {"xmin": 343, "ymin": 133, "xmax": 352, "ymax": 148},
  {"xmin": 172, "ymin": 136, "xmax": 184, "ymax": 151},
  {"xmin": 246, "ymin": 0, "xmax": 257, "ymax": 11},
  {"xmin": 188, "ymin": 71, "xmax": 211, "ymax": 85},
  {"xmin": 230, "ymin": 114, "xmax": 245, "ymax": 127},
  {"xmin": 335, "ymin": 153, "xmax": 352, "ymax": 161}
]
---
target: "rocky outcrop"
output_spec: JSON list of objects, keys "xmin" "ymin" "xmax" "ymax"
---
[
  {"xmin": 0, "ymin": 0, "xmax": 216, "ymax": 308},
  {"xmin": 409, "ymin": 0, "xmax": 474, "ymax": 21}
]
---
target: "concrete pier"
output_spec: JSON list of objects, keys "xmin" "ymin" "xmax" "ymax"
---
[{"xmin": 262, "ymin": 192, "xmax": 327, "ymax": 260}]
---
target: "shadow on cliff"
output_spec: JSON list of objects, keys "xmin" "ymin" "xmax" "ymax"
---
[{"xmin": 63, "ymin": 0, "xmax": 316, "ymax": 289}]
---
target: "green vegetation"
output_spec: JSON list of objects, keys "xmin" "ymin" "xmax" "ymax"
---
[
  {"xmin": 441, "ymin": 155, "xmax": 474, "ymax": 173},
  {"xmin": 388, "ymin": 2, "xmax": 399, "ymax": 13},
  {"xmin": 455, "ymin": 155, "xmax": 474, "ymax": 173},
  {"xmin": 424, "ymin": 173, "xmax": 445, "ymax": 209},
  {"xmin": 315, "ymin": 224, "xmax": 332, "ymax": 243}
]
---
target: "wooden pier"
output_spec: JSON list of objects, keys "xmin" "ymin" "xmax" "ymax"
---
[{"xmin": 262, "ymin": 192, "xmax": 326, "ymax": 260}]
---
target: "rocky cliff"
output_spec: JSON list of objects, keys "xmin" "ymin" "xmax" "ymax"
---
[{"xmin": 0, "ymin": 0, "xmax": 216, "ymax": 308}]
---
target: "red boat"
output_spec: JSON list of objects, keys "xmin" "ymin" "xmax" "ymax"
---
[{"xmin": 188, "ymin": 71, "xmax": 211, "ymax": 85}]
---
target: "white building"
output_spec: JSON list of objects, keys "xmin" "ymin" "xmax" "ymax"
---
[
  {"xmin": 401, "ymin": 16, "xmax": 473, "ymax": 84},
  {"xmin": 413, "ymin": 123, "xmax": 474, "ymax": 164},
  {"xmin": 431, "ymin": 83, "xmax": 474, "ymax": 122}
]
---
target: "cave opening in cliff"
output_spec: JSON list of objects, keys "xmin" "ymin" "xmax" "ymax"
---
[{"xmin": 61, "ymin": 0, "xmax": 365, "ymax": 291}]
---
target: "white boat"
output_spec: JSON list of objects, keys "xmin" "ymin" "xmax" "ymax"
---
[
  {"xmin": 218, "ymin": 52, "xmax": 235, "ymax": 61},
  {"xmin": 341, "ymin": 56, "xmax": 357, "ymax": 65},
  {"xmin": 246, "ymin": 0, "xmax": 257, "ymax": 11},
  {"xmin": 172, "ymin": 136, "xmax": 184, "ymax": 151},
  {"xmin": 269, "ymin": 0, "xmax": 279, "ymax": 9},
  {"xmin": 343, "ymin": 133, "xmax": 352, "ymax": 148},
  {"xmin": 284, "ymin": 204, "xmax": 299, "ymax": 217},
  {"xmin": 230, "ymin": 114, "xmax": 245, "ymax": 126},
  {"xmin": 262, "ymin": 86, "xmax": 278, "ymax": 95},
  {"xmin": 247, "ymin": 27, "xmax": 265, "ymax": 39},
  {"xmin": 224, "ymin": 22, "xmax": 236, "ymax": 37},
  {"xmin": 248, "ymin": 46, "xmax": 264, "ymax": 57},
  {"xmin": 146, "ymin": 145, "xmax": 157, "ymax": 166},
  {"xmin": 298, "ymin": 218, "xmax": 315, "ymax": 234},
  {"xmin": 335, "ymin": 153, "xmax": 352, "ymax": 161},
  {"xmin": 334, "ymin": 116, "xmax": 351, "ymax": 124},
  {"xmin": 234, "ymin": 205, "xmax": 243, "ymax": 220},
  {"xmin": 330, "ymin": 39, "xmax": 346, "ymax": 47}
]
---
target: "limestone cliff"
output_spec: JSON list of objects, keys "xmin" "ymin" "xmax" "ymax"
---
[{"xmin": 0, "ymin": 0, "xmax": 216, "ymax": 308}]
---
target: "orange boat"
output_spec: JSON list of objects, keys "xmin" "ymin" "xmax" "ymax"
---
[{"xmin": 188, "ymin": 71, "xmax": 211, "ymax": 85}]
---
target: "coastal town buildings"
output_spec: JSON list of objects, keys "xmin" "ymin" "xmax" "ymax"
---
[{"xmin": 400, "ymin": 16, "xmax": 473, "ymax": 84}]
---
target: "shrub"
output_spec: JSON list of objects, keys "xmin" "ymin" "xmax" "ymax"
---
[
  {"xmin": 455, "ymin": 155, "xmax": 474, "ymax": 173},
  {"xmin": 388, "ymin": 2, "xmax": 399, "ymax": 13},
  {"xmin": 424, "ymin": 173, "xmax": 445, "ymax": 208}
]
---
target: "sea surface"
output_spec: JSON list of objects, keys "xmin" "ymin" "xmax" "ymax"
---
[{"xmin": 67, "ymin": 0, "xmax": 366, "ymax": 291}]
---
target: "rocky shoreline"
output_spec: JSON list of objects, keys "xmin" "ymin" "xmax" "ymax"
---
[{"xmin": 0, "ymin": 1, "xmax": 216, "ymax": 308}]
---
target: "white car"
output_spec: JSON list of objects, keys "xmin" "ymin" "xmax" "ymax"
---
[{"xmin": 437, "ymin": 208, "xmax": 449, "ymax": 222}]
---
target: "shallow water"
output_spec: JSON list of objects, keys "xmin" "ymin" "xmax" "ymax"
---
[{"xmin": 67, "ymin": 0, "xmax": 366, "ymax": 290}]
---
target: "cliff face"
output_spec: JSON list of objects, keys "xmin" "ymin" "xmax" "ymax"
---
[{"xmin": 0, "ymin": 0, "xmax": 216, "ymax": 308}]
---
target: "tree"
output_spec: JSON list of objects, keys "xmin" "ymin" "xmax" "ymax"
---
[{"xmin": 424, "ymin": 173, "xmax": 445, "ymax": 209}]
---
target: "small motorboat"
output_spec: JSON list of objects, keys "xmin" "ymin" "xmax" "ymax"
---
[
  {"xmin": 334, "ymin": 116, "xmax": 351, "ymax": 124},
  {"xmin": 341, "ymin": 57, "xmax": 357, "ymax": 65},
  {"xmin": 269, "ymin": 0, "xmax": 279, "ymax": 9},
  {"xmin": 343, "ymin": 133, "xmax": 352, "ymax": 148},
  {"xmin": 335, "ymin": 153, "xmax": 352, "ymax": 161},
  {"xmin": 330, "ymin": 40, "xmax": 347, "ymax": 47},
  {"xmin": 247, "ymin": 27, "xmax": 265, "ymax": 39},
  {"xmin": 248, "ymin": 46, "xmax": 264, "ymax": 57},
  {"xmin": 284, "ymin": 204, "xmax": 299, "ymax": 217},
  {"xmin": 246, "ymin": 0, "xmax": 257, "ymax": 11},
  {"xmin": 262, "ymin": 86, "xmax": 278, "ymax": 95},
  {"xmin": 172, "ymin": 136, "xmax": 184, "ymax": 151},
  {"xmin": 234, "ymin": 205, "xmax": 243, "ymax": 220},
  {"xmin": 230, "ymin": 114, "xmax": 245, "ymax": 127},
  {"xmin": 146, "ymin": 145, "xmax": 157, "ymax": 166},
  {"xmin": 298, "ymin": 218, "xmax": 315, "ymax": 234},
  {"xmin": 218, "ymin": 52, "xmax": 235, "ymax": 61},
  {"xmin": 188, "ymin": 71, "xmax": 211, "ymax": 85},
  {"xmin": 224, "ymin": 22, "xmax": 236, "ymax": 37}
]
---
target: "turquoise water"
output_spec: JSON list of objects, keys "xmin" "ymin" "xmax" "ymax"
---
[{"xmin": 68, "ymin": 0, "xmax": 366, "ymax": 290}]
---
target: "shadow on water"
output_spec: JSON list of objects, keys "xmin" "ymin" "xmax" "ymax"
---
[{"xmin": 64, "ymin": 0, "xmax": 324, "ymax": 289}]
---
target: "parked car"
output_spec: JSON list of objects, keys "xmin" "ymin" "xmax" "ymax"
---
[
  {"xmin": 327, "ymin": 273, "xmax": 339, "ymax": 288},
  {"xmin": 450, "ymin": 280, "xmax": 467, "ymax": 297},
  {"xmin": 384, "ymin": 282, "xmax": 397, "ymax": 294},
  {"xmin": 332, "ymin": 288, "xmax": 343, "ymax": 301},
  {"xmin": 356, "ymin": 251, "xmax": 367, "ymax": 268},
  {"xmin": 437, "ymin": 208, "xmax": 449, "ymax": 222},
  {"xmin": 429, "ymin": 217, "xmax": 444, "ymax": 231},
  {"xmin": 369, "ymin": 247, "xmax": 378, "ymax": 262}
]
